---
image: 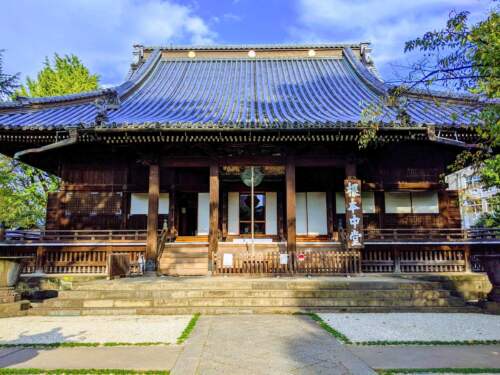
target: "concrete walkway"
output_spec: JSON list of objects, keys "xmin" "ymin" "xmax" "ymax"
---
[
  {"xmin": 171, "ymin": 315, "xmax": 375, "ymax": 375},
  {"xmin": 350, "ymin": 345, "xmax": 500, "ymax": 370},
  {"xmin": 1, "ymin": 315, "xmax": 499, "ymax": 374}
]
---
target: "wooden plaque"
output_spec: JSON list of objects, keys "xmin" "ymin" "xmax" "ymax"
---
[{"xmin": 344, "ymin": 179, "xmax": 364, "ymax": 248}]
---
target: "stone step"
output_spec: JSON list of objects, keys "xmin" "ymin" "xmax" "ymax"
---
[
  {"xmin": 72, "ymin": 280, "xmax": 442, "ymax": 291},
  {"xmin": 40, "ymin": 296, "xmax": 464, "ymax": 309},
  {"xmin": 57, "ymin": 289, "xmax": 450, "ymax": 299},
  {"xmin": 0, "ymin": 300, "xmax": 31, "ymax": 317},
  {"xmin": 27, "ymin": 304, "xmax": 481, "ymax": 316}
]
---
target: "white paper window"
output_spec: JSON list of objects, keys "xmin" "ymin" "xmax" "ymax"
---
[
  {"xmin": 228, "ymin": 192, "xmax": 240, "ymax": 235},
  {"xmin": 362, "ymin": 192, "xmax": 375, "ymax": 214},
  {"xmin": 296, "ymin": 192, "xmax": 308, "ymax": 235},
  {"xmin": 411, "ymin": 191, "xmax": 439, "ymax": 214},
  {"xmin": 265, "ymin": 192, "xmax": 278, "ymax": 235},
  {"xmin": 385, "ymin": 192, "xmax": 412, "ymax": 214},
  {"xmin": 197, "ymin": 192, "xmax": 210, "ymax": 235},
  {"xmin": 335, "ymin": 192, "xmax": 345, "ymax": 214},
  {"xmin": 297, "ymin": 192, "xmax": 327, "ymax": 235},
  {"xmin": 130, "ymin": 193, "xmax": 169, "ymax": 215},
  {"xmin": 336, "ymin": 192, "xmax": 375, "ymax": 214}
]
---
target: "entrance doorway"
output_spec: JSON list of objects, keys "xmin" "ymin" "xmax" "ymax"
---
[{"xmin": 177, "ymin": 192, "xmax": 198, "ymax": 236}]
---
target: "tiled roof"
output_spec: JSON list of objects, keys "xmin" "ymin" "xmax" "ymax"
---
[{"xmin": 0, "ymin": 47, "xmax": 482, "ymax": 131}]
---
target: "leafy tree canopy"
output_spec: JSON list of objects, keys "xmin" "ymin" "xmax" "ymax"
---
[
  {"xmin": 1, "ymin": 52, "xmax": 99, "ymax": 228},
  {"xmin": 0, "ymin": 50, "xmax": 19, "ymax": 100},
  {"xmin": 406, "ymin": 8, "xmax": 499, "ymax": 227},
  {"xmin": 15, "ymin": 53, "xmax": 99, "ymax": 98}
]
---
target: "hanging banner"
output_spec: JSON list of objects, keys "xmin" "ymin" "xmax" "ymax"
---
[{"xmin": 344, "ymin": 179, "xmax": 364, "ymax": 248}]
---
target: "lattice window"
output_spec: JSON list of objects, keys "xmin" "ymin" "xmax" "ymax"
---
[{"xmin": 61, "ymin": 192, "xmax": 122, "ymax": 216}]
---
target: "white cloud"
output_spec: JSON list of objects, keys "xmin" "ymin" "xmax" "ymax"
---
[
  {"xmin": 1, "ymin": 0, "xmax": 217, "ymax": 86},
  {"xmin": 290, "ymin": 0, "xmax": 491, "ymax": 80}
]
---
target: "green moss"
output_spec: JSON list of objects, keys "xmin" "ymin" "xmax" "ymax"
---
[
  {"xmin": 0, "ymin": 369, "xmax": 169, "ymax": 374},
  {"xmin": 303, "ymin": 313, "xmax": 352, "ymax": 344},
  {"xmin": 0, "ymin": 342, "xmax": 171, "ymax": 349},
  {"xmin": 377, "ymin": 368, "xmax": 500, "ymax": 374},
  {"xmin": 177, "ymin": 313, "xmax": 200, "ymax": 344},
  {"xmin": 357, "ymin": 340, "xmax": 500, "ymax": 346}
]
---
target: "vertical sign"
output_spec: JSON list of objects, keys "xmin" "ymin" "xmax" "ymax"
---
[{"xmin": 344, "ymin": 179, "xmax": 364, "ymax": 248}]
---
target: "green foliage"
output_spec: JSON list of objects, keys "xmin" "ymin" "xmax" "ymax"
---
[
  {"xmin": 177, "ymin": 313, "xmax": 200, "ymax": 344},
  {"xmin": 0, "ymin": 369, "xmax": 170, "ymax": 375},
  {"xmin": 474, "ymin": 194, "xmax": 500, "ymax": 228},
  {"xmin": 377, "ymin": 368, "xmax": 500, "ymax": 374},
  {"xmin": 0, "ymin": 155, "xmax": 59, "ymax": 228},
  {"xmin": 401, "ymin": 7, "xmax": 500, "ymax": 227},
  {"xmin": 0, "ymin": 53, "xmax": 99, "ymax": 229},
  {"xmin": 303, "ymin": 313, "xmax": 352, "ymax": 344},
  {"xmin": 0, "ymin": 49, "xmax": 19, "ymax": 100},
  {"xmin": 15, "ymin": 53, "xmax": 99, "ymax": 98}
]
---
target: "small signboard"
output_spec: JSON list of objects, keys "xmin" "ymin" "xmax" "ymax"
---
[
  {"xmin": 279, "ymin": 253, "xmax": 288, "ymax": 265},
  {"xmin": 344, "ymin": 178, "xmax": 364, "ymax": 249},
  {"xmin": 297, "ymin": 253, "xmax": 305, "ymax": 262},
  {"xmin": 223, "ymin": 253, "xmax": 233, "ymax": 267}
]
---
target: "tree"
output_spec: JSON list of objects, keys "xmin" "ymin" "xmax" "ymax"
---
[
  {"xmin": 0, "ymin": 53, "xmax": 100, "ymax": 228},
  {"xmin": 15, "ymin": 53, "xmax": 99, "ymax": 98},
  {"xmin": 359, "ymin": 7, "xmax": 499, "ymax": 226},
  {"xmin": 0, "ymin": 50, "xmax": 18, "ymax": 100}
]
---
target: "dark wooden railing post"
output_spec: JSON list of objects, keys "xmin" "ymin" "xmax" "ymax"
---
[
  {"xmin": 393, "ymin": 247, "xmax": 401, "ymax": 273},
  {"xmin": 286, "ymin": 157, "xmax": 296, "ymax": 256},
  {"xmin": 36, "ymin": 246, "xmax": 46, "ymax": 273},
  {"xmin": 146, "ymin": 163, "xmax": 160, "ymax": 271},
  {"xmin": 208, "ymin": 163, "xmax": 219, "ymax": 271}
]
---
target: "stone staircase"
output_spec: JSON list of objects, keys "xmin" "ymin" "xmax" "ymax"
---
[
  {"xmin": 158, "ymin": 244, "xmax": 209, "ymax": 276},
  {"xmin": 27, "ymin": 276, "xmax": 478, "ymax": 316}
]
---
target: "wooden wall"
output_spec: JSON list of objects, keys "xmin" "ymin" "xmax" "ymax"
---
[{"xmin": 45, "ymin": 141, "xmax": 462, "ymax": 231}]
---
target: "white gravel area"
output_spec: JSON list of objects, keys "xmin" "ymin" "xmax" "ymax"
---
[
  {"xmin": 0, "ymin": 315, "xmax": 192, "ymax": 345},
  {"xmin": 318, "ymin": 313, "xmax": 500, "ymax": 343}
]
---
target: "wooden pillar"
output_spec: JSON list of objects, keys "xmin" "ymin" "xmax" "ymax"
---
[
  {"xmin": 345, "ymin": 160, "xmax": 357, "ymax": 179},
  {"xmin": 36, "ymin": 246, "xmax": 46, "ymax": 273},
  {"xmin": 286, "ymin": 158, "xmax": 296, "ymax": 254},
  {"xmin": 168, "ymin": 177, "xmax": 176, "ymax": 237},
  {"xmin": 208, "ymin": 163, "xmax": 219, "ymax": 269},
  {"xmin": 326, "ymin": 191, "xmax": 335, "ymax": 240},
  {"xmin": 146, "ymin": 163, "xmax": 160, "ymax": 269}
]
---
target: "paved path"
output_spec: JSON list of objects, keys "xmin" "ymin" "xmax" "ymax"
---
[
  {"xmin": 350, "ymin": 345, "xmax": 500, "ymax": 370},
  {"xmin": 1, "ymin": 315, "xmax": 499, "ymax": 374},
  {"xmin": 171, "ymin": 315, "xmax": 375, "ymax": 375},
  {"xmin": 0, "ymin": 346, "xmax": 180, "ymax": 370}
]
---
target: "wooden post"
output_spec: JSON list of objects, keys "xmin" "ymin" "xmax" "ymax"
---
[
  {"xmin": 168, "ymin": 181, "xmax": 176, "ymax": 238},
  {"xmin": 146, "ymin": 163, "xmax": 160, "ymax": 270},
  {"xmin": 464, "ymin": 244, "xmax": 471, "ymax": 273},
  {"xmin": 286, "ymin": 158, "xmax": 296, "ymax": 254},
  {"xmin": 208, "ymin": 163, "xmax": 219, "ymax": 270},
  {"xmin": 36, "ymin": 246, "xmax": 46, "ymax": 273}
]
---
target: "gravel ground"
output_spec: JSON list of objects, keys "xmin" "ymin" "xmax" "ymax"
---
[
  {"xmin": 318, "ymin": 313, "xmax": 500, "ymax": 343},
  {"xmin": 0, "ymin": 315, "xmax": 192, "ymax": 345}
]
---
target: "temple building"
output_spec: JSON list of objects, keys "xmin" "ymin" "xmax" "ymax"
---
[{"xmin": 0, "ymin": 43, "xmax": 496, "ymax": 276}]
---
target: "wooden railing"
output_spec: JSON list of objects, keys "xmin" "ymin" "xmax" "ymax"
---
[
  {"xmin": 0, "ymin": 247, "xmax": 145, "ymax": 274},
  {"xmin": 1, "ymin": 230, "xmax": 148, "ymax": 243},
  {"xmin": 213, "ymin": 249, "xmax": 361, "ymax": 275},
  {"xmin": 364, "ymin": 228, "xmax": 500, "ymax": 242}
]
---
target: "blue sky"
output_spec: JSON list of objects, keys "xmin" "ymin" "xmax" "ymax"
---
[{"xmin": 0, "ymin": 0, "xmax": 491, "ymax": 87}]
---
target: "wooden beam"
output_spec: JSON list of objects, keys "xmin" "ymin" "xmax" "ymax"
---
[
  {"xmin": 345, "ymin": 159, "xmax": 357, "ymax": 178},
  {"xmin": 286, "ymin": 158, "xmax": 296, "ymax": 254},
  {"xmin": 146, "ymin": 163, "xmax": 159, "ymax": 269},
  {"xmin": 208, "ymin": 163, "xmax": 219, "ymax": 269}
]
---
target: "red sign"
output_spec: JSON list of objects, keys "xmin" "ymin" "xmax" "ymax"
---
[{"xmin": 297, "ymin": 253, "xmax": 305, "ymax": 261}]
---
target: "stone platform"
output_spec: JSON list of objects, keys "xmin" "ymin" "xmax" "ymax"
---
[{"xmin": 24, "ymin": 275, "xmax": 480, "ymax": 316}]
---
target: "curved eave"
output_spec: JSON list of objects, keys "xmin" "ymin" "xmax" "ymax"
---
[{"xmin": 0, "ymin": 49, "xmax": 163, "ymax": 112}]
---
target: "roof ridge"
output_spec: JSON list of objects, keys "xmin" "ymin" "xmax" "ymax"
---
[{"xmin": 140, "ymin": 42, "xmax": 369, "ymax": 51}]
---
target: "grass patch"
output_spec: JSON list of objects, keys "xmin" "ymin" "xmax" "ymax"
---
[
  {"xmin": 377, "ymin": 368, "xmax": 500, "ymax": 374},
  {"xmin": 358, "ymin": 340, "xmax": 500, "ymax": 346},
  {"xmin": 0, "ymin": 369, "xmax": 169, "ymax": 374},
  {"xmin": 177, "ymin": 313, "xmax": 200, "ymax": 344},
  {"xmin": 0, "ymin": 342, "xmax": 170, "ymax": 349},
  {"xmin": 301, "ymin": 313, "xmax": 352, "ymax": 344}
]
